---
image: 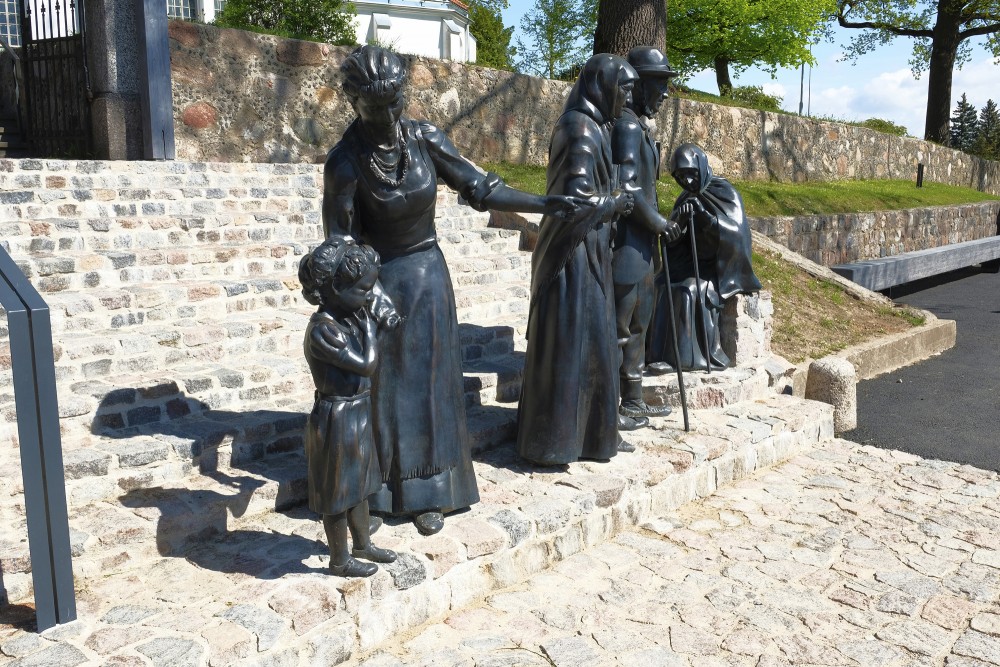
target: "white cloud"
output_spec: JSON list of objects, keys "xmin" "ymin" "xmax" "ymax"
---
[
  {"xmin": 805, "ymin": 69, "xmax": 927, "ymax": 136},
  {"xmin": 951, "ymin": 56, "xmax": 1000, "ymax": 110},
  {"xmin": 761, "ymin": 83, "xmax": 787, "ymax": 100}
]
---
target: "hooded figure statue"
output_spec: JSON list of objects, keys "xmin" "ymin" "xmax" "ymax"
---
[
  {"xmin": 516, "ymin": 53, "xmax": 638, "ymax": 466},
  {"xmin": 646, "ymin": 143, "xmax": 761, "ymax": 371}
]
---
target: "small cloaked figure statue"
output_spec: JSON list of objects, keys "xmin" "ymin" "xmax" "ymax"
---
[
  {"xmin": 646, "ymin": 143, "xmax": 762, "ymax": 372},
  {"xmin": 611, "ymin": 46, "xmax": 683, "ymax": 420},
  {"xmin": 300, "ymin": 237, "xmax": 399, "ymax": 577},
  {"xmin": 324, "ymin": 45, "xmax": 589, "ymax": 536},
  {"xmin": 516, "ymin": 53, "xmax": 639, "ymax": 466}
]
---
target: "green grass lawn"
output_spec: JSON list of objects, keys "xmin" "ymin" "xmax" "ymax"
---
[{"xmin": 482, "ymin": 162, "xmax": 999, "ymax": 217}]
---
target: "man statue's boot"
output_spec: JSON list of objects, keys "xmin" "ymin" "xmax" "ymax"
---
[
  {"xmin": 617, "ymin": 412, "xmax": 648, "ymax": 432},
  {"xmin": 619, "ymin": 378, "xmax": 671, "ymax": 418}
]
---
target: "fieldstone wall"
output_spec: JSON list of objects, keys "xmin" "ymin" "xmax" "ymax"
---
[
  {"xmin": 749, "ymin": 201, "xmax": 1000, "ymax": 266},
  {"xmin": 168, "ymin": 21, "xmax": 567, "ymax": 165},
  {"xmin": 168, "ymin": 21, "xmax": 1000, "ymax": 195}
]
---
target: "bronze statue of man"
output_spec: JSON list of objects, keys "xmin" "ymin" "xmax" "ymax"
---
[{"xmin": 611, "ymin": 46, "xmax": 683, "ymax": 419}]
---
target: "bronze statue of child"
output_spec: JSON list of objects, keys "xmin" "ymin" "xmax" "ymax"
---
[{"xmin": 299, "ymin": 237, "xmax": 399, "ymax": 577}]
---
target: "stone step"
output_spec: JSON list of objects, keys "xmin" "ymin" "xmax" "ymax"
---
[
  {"xmin": 0, "ymin": 393, "xmax": 834, "ymax": 653},
  {"xmin": 3, "ymin": 223, "xmax": 527, "ymax": 313},
  {"xmin": 2, "ymin": 213, "xmax": 509, "ymax": 264},
  {"xmin": 1, "ymin": 271, "xmax": 532, "ymax": 355},
  {"xmin": 1, "ymin": 194, "xmax": 494, "ymax": 250},
  {"xmin": 0, "ymin": 215, "xmax": 320, "ymax": 257},
  {"xmin": 0, "ymin": 390, "xmax": 517, "ymax": 543},
  {"xmin": 464, "ymin": 356, "xmax": 524, "ymax": 407},
  {"xmin": 455, "ymin": 284, "xmax": 531, "ymax": 322},
  {"xmin": 12, "ymin": 243, "xmax": 309, "ymax": 293},
  {"xmin": 435, "ymin": 228, "xmax": 523, "ymax": 259}
]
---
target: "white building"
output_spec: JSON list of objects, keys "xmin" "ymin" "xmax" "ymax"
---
[
  {"xmin": 166, "ymin": 0, "xmax": 477, "ymax": 64},
  {"xmin": 354, "ymin": 0, "xmax": 476, "ymax": 63}
]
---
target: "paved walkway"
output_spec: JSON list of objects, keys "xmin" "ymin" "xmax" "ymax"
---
[
  {"xmin": 360, "ymin": 438, "xmax": 1000, "ymax": 667},
  {"xmin": 848, "ymin": 266, "xmax": 1000, "ymax": 470}
]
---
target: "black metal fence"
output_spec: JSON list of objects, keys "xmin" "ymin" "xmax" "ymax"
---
[
  {"xmin": 18, "ymin": 0, "xmax": 92, "ymax": 157},
  {"xmin": 0, "ymin": 246, "xmax": 76, "ymax": 632}
]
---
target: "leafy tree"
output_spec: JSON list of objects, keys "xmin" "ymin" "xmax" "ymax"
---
[
  {"xmin": 515, "ymin": 0, "xmax": 589, "ymax": 78},
  {"xmin": 973, "ymin": 99, "xmax": 1000, "ymax": 159},
  {"xmin": 592, "ymin": 0, "xmax": 664, "ymax": 55},
  {"xmin": 469, "ymin": 0, "xmax": 516, "ymax": 70},
  {"xmin": 836, "ymin": 0, "xmax": 1000, "ymax": 144},
  {"xmin": 666, "ymin": 0, "xmax": 835, "ymax": 95},
  {"xmin": 950, "ymin": 93, "xmax": 979, "ymax": 152},
  {"xmin": 214, "ymin": 0, "xmax": 357, "ymax": 45}
]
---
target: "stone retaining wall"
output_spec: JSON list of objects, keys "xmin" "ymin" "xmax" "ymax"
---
[
  {"xmin": 749, "ymin": 201, "xmax": 1000, "ymax": 266},
  {"xmin": 168, "ymin": 21, "xmax": 1000, "ymax": 195}
]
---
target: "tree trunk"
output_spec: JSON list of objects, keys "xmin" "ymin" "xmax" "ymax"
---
[
  {"xmin": 593, "ymin": 0, "xmax": 666, "ymax": 56},
  {"xmin": 714, "ymin": 56, "xmax": 733, "ymax": 95},
  {"xmin": 923, "ymin": 0, "xmax": 962, "ymax": 143}
]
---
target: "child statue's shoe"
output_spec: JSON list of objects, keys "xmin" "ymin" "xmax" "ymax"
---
[
  {"xmin": 329, "ymin": 557, "xmax": 378, "ymax": 577},
  {"xmin": 352, "ymin": 545, "xmax": 397, "ymax": 564}
]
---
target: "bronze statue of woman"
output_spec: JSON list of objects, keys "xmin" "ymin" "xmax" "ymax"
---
[
  {"xmin": 322, "ymin": 45, "xmax": 588, "ymax": 535},
  {"xmin": 516, "ymin": 53, "xmax": 639, "ymax": 466}
]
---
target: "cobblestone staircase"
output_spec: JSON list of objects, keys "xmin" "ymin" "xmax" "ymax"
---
[{"xmin": 0, "ymin": 159, "xmax": 811, "ymax": 650}]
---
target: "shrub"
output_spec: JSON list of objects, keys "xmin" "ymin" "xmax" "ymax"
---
[
  {"xmin": 214, "ymin": 0, "xmax": 357, "ymax": 45},
  {"xmin": 726, "ymin": 85, "xmax": 783, "ymax": 113},
  {"xmin": 859, "ymin": 117, "xmax": 908, "ymax": 137}
]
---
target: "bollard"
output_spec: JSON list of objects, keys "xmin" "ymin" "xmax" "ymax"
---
[
  {"xmin": 916, "ymin": 163, "xmax": 924, "ymax": 188},
  {"xmin": 805, "ymin": 356, "xmax": 857, "ymax": 433}
]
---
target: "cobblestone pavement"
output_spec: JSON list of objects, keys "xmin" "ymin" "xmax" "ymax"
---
[{"xmin": 360, "ymin": 438, "xmax": 1000, "ymax": 667}]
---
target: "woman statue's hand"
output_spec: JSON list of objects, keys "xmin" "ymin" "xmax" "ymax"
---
[
  {"xmin": 612, "ymin": 190, "xmax": 634, "ymax": 217},
  {"xmin": 662, "ymin": 220, "xmax": 684, "ymax": 243},
  {"xmin": 542, "ymin": 195, "xmax": 595, "ymax": 222}
]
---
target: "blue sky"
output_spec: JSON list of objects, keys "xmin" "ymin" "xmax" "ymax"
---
[{"xmin": 500, "ymin": 1, "xmax": 1000, "ymax": 138}]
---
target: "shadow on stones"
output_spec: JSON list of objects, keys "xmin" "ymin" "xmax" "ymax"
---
[
  {"xmin": 0, "ymin": 600, "xmax": 37, "ymax": 632},
  {"xmin": 92, "ymin": 392, "xmax": 323, "ymax": 575}
]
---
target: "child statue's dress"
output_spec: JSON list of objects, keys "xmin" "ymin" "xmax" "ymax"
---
[{"xmin": 303, "ymin": 311, "xmax": 381, "ymax": 515}]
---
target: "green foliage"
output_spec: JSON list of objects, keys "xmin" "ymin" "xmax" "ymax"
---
[
  {"xmin": 665, "ymin": 0, "xmax": 834, "ymax": 86},
  {"xmin": 214, "ymin": 0, "xmax": 357, "ymax": 45},
  {"xmin": 515, "ymin": 0, "xmax": 590, "ymax": 78},
  {"xmin": 469, "ymin": 0, "xmax": 516, "ymax": 70},
  {"xmin": 950, "ymin": 93, "xmax": 980, "ymax": 152},
  {"xmin": 726, "ymin": 85, "xmax": 783, "ymax": 112},
  {"xmin": 973, "ymin": 99, "xmax": 1000, "ymax": 160},
  {"xmin": 859, "ymin": 118, "xmax": 908, "ymax": 136}
]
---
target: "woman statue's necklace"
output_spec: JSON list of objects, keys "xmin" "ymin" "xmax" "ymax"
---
[{"xmin": 368, "ymin": 126, "xmax": 409, "ymax": 187}]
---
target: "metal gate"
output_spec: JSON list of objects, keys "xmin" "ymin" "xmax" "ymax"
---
[{"xmin": 17, "ymin": 0, "xmax": 92, "ymax": 157}]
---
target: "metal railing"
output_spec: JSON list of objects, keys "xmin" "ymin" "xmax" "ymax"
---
[
  {"xmin": 0, "ymin": 31, "xmax": 25, "ymax": 137},
  {"xmin": 0, "ymin": 246, "xmax": 76, "ymax": 632}
]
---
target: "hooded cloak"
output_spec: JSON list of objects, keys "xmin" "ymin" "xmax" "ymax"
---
[
  {"xmin": 516, "ymin": 54, "xmax": 638, "ymax": 466},
  {"xmin": 647, "ymin": 144, "xmax": 761, "ymax": 370}
]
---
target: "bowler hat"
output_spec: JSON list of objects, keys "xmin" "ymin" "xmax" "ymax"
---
[{"xmin": 626, "ymin": 46, "xmax": 678, "ymax": 79}]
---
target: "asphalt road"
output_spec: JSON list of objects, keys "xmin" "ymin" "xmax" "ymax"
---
[{"xmin": 843, "ymin": 265, "xmax": 1000, "ymax": 471}]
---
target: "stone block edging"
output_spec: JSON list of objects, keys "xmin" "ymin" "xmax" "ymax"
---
[
  {"xmin": 343, "ymin": 396, "xmax": 835, "ymax": 656},
  {"xmin": 837, "ymin": 311, "xmax": 956, "ymax": 381}
]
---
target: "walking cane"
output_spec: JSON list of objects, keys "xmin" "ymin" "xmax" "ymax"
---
[
  {"xmin": 658, "ymin": 236, "xmax": 689, "ymax": 432},
  {"xmin": 687, "ymin": 204, "xmax": 713, "ymax": 374}
]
